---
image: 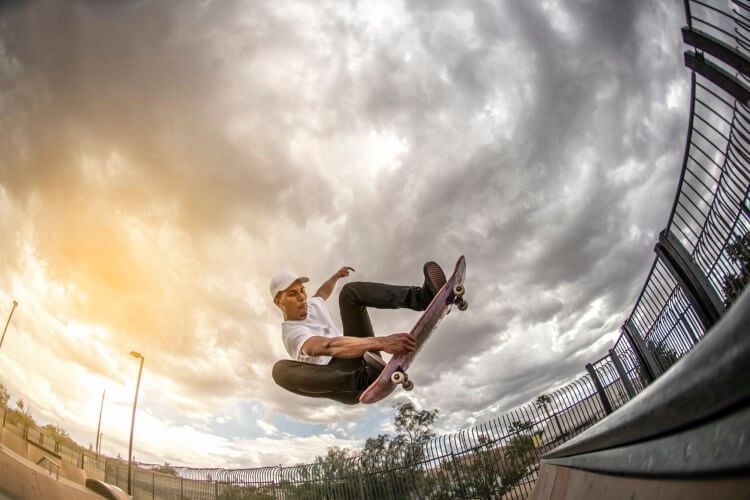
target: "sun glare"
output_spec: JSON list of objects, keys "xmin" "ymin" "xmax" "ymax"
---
[
  {"xmin": 63, "ymin": 321, "xmax": 107, "ymax": 344},
  {"xmin": 362, "ymin": 130, "xmax": 409, "ymax": 179}
]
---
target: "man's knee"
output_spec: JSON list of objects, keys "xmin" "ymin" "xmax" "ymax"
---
[
  {"xmin": 339, "ymin": 282, "xmax": 353, "ymax": 307},
  {"xmin": 339, "ymin": 281, "xmax": 364, "ymax": 307},
  {"xmin": 272, "ymin": 360, "xmax": 295, "ymax": 389}
]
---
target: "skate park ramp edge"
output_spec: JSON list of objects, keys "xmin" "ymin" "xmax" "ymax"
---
[{"xmin": 528, "ymin": 289, "xmax": 750, "ymax": 499}]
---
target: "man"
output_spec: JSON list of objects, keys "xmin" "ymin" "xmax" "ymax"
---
[{"xmin": 271, "ymin": 262, "xmax": 447, "ymax": 404}]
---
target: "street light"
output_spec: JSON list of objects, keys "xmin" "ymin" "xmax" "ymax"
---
[
  {"xmin": 95, "ymin": 389, "xmax": 105, "ymax": 459},
  {"xmin": 127, "ymin": 351, "xmax": 144, "ymax": 496},
  {"xmin": 0, "ymin": 300, "xmax": 18, "ymax": 351}
]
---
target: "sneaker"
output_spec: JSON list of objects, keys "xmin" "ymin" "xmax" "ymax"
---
[
  {"xmin": 363, "ymin": 352, "xmax": 386, "ymax": 386},
  {"xmin": 364, "ymin": 351, "xmax": 386, "ymax": 371},
  {"xmin": 419, "ymin": 261, "xmax": 446, "ymax": 308}
]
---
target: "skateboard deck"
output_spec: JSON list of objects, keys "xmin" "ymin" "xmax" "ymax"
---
[{"xmin": 359, "ymin": 255, "xmax": 467, "ymax": 404}]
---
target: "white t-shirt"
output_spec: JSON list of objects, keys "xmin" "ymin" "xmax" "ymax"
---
[{"xmin": 281, "ymin": 296, "xmax": 342, "ymax": 365}]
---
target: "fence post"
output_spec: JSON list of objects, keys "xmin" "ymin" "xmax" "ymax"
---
[
  {"xmin": 585, "ymin": 363, "xmax": 613, "ymax": 415},
  {"xmin": 608, "ymin": 349, "xmax": 636, "ymax": 399},
  {"xmin": 623, "ymin": 319, "xmax": 664, "ymax": 382},
  {"xmin": 654, "ymin": 229, "xmax": 725, "ymax": 330}
]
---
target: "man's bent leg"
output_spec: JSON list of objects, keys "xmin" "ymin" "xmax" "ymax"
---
[
  {"xmin": 272, "ymin": 358, "xmax": 369, "ymax": 405},
  {"xmin": 339, "ymin": 282, "xmax": 423, "ymax": 338}
]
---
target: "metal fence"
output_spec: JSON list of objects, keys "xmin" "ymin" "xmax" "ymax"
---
[
  {"xmin": 0, "ymin": 408, "xmax": 107, "ymax": 478},
  {"xmin": 100, "ymin": 374, "xmax": 604, "ymax": 499},
  {"xmin": 583, "ymin": 0, "xmax": 750, "ymax": 416}
]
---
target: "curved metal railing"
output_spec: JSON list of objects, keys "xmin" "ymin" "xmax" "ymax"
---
[{"xmin": 584, "ymin": 0, "xmax": 750, "ymax": 412}]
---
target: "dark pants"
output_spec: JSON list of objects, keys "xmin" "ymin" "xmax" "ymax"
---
[{"xmin": 272, "ymin": 282, "xmax": 424, "ymax": 404}]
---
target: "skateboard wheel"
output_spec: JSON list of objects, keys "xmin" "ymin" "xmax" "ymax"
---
[
  {"xmin": 391, "ymin": 371, "xmax": 407, "ymax": 385},
  {"xmin": 453, "ymin": 284, "xmax": 465, "ymax": 298},
  {"xmin": 403, "ymin": 380, "xmax": 414, "ymax": 391},
  {"xmin": 457, "ymin": 299, "xmax": 468, "ymax": 311}
]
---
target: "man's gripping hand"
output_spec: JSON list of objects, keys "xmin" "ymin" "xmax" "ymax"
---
[{"xmin": 380, "ymin": 333, "xmax": 416, "ymax": 355}]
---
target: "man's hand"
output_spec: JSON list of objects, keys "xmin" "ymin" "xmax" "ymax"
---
[
  {"xmin": 333, "ymin": 266, "xmax": 355, "ymax": 279},
  {"xmin": 314, "ymin": 266, "xmax": 356, "ymax": 300},
  {"xmin": 380, "ymin": 333, "xmax": 416, "ymax": 355}
]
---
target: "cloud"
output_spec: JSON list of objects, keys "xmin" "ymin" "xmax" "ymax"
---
[{"xmin": 0, "ymin": 0, "xmax": 690, "ymax": 467}]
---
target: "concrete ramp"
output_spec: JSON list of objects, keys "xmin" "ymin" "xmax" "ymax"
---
[
  {"xmin": 530, "ymin": 290, "xmax": 750, "ymax": 499},
  {"xmin": 0, "ymin": 444, "xmax": 103, "ymax": 500},
  {"xmin": 529, "ymin": 463, "xmax": 750, "ymax": 499}
]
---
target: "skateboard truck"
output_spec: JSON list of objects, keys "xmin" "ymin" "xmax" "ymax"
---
[
  {"xmin": 390, "ymin": 370, "xmax": 414, "ymax": 391},
  {"xmin": 453, "ymin": 283, "xmax": 468, "ymax": 311}
]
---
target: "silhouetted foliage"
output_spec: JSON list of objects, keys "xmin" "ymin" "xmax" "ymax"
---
[
  {"xmin": 722, "ymin": 233, "xmax": 750, "ymax": 308},
  {"xmin": 648, "ymin": 340, "xmax": 681, "ymax": 369},
  {"xmin": 153, "ymin": 462, "xmax": 178, "ymax": 476},
  {"xmin": 0, "ymin": 382, "xmax": 9, "ymax": 407}
]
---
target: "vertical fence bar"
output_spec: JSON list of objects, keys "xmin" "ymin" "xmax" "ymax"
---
[
  {"xmin": 609, "ymin": 348, "xmax": 636, "ymax": 400},
  {"xmin": 585, "ymin": 362, "xmax": 613, "ymax": 415}
]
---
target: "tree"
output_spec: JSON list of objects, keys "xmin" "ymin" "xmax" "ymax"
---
[
  {"xmin": 42, "ymin": 424, "xmax": 70, "ymax": 441},
  {"xmin": 153, "ymin": 462, "xmax": 178, "ymax": 476},
  {"xmin": 648, "ymin": 340, "xmax": 681, "ymax": 369},
  {"xmin": 14, "ymin": 399, "xmax": 35, "ymax": 427},
  {"xmin": 424, "ymin": 420, "xmax": 543, "ymax": 499},
  {"xmin": 362, "ymin": 402, "xmax": 438, "ymax": 498},
  {"xmin": 0, "ymin": 382, "xmax": 9, "ymax": 407},
  {"xmin": 39, "ymin": 424, "xmax": 82, "ymax": 452},
  {"xmin": 302, "ymin": 402, "xmax": 440, "ymax": 500},
  {"xmin": 455, "ymin": 434, "xmax": 503, "ymax": 499},
  {"xmin": 535, "ymin": 394, "xmax": 564, "ymax": 443},
  {"xmin": 0, "ymin": 383, "xmax": 9, "ymax": 427},
  {"xmin": 391, "ymin": 401, "xmax": 438, "ymax": 464},
  {"xmin": 722, "ymin": 233, "xmax": 750, "ymax": 308},
  {"xmin": 290, "ymin": 447, "xmax": 359, "ymax": 500},
  {"xmin": 499, "ymin": 421, "xmax": 540, "ymax": 496}
]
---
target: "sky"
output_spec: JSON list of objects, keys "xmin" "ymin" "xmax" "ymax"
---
[{"xmin": 0, "ymin": 0, "xmax": 690, "ymax": 468}]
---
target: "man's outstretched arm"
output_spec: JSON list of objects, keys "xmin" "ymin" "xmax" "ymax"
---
[
  {"xmin": 302, "ymin": 333, "xmax": 416, "ymax": 359},
  {"xmin": 314, "ymin": 266, "xmax": 355, "ymax": 300}
]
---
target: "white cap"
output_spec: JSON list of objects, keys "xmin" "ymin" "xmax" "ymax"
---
[{"xmin": 269, "ymin": 271, "xmax": 309, "ymax": 299}]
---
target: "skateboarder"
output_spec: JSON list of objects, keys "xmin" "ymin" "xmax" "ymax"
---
[{"xmin": 271, "ymin": 262, "xmax": 446, "ymax": 404}]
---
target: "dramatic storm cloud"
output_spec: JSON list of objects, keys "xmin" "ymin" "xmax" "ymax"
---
[{"xmin": 0, "ymin": 0, "xmax": 688, "ymax": 466}]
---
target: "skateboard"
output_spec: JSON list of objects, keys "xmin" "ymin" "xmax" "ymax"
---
[{"xmin": 359, "ymin": 255, "xmax": 467, "ymax": 404}]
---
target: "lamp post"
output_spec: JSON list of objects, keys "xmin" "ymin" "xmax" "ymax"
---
[
  {"xmin": 95, "ymin": 390, "xmax": 105, "ymax": 458},
  {"xmin": 127, "ymin": 351, "xmax": 144, "ymax": 496},
  {"xmin": 0, "ymin": 300, "xmax": 18, "ymax": 350}
]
